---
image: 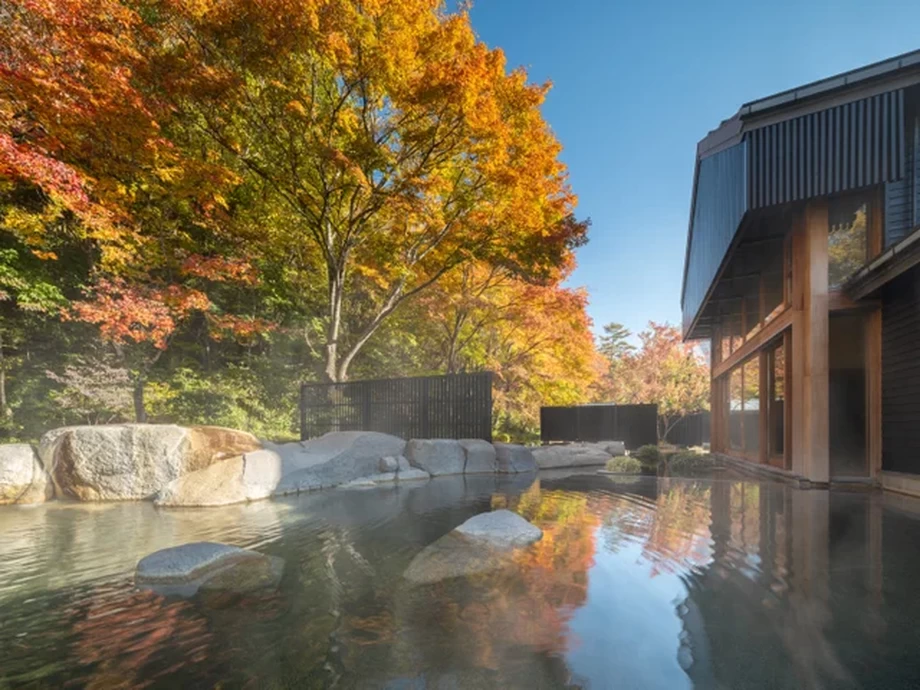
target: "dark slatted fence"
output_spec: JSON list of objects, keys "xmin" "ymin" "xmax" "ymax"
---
[
  {"xmin": 540, "ymin": 404, "xmax": 658, "ymax": 450},
  {"xmin": 300, "ymin": 372, "xmax": 493, "ymax": 442},
  {"xmin": 665, "ymin": 411, "xmax": 711, "ymax": 447}
]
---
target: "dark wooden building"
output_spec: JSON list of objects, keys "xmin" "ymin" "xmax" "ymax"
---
[{"xmin": 681, "ymin": 49, "xmax": 920, "ymax": 493}]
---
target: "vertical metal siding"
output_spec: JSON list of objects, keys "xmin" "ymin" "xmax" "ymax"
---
[
  {"xmin": 683, "ymin": 88, "xmax": 909, "ymax": 338},
  {"xmin": 882, "ymin": 266, "xmax": 920, "ymax": 474},
  {"xmin": 746, "ymin": 90, "xmax": 905, "ymax": 208},
  {"xmin": 885, "ymin": 114, "xmax": 919, "ymax": 247},
  {"xmin": 682, "ymin": 141, "xmax": 749, "ymax": 335}
]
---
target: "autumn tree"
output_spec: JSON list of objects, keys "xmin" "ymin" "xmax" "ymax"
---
[
  {"xmin": 0, "ymin": 0, "xmax": 597, "ymax": 442},
  {"xmin": 602, "ymin": 321, "xmax": 709, "ymax": 441},
  {"xmin": 412, "ymin": 262, "xmax": 602, "ymax": 440},
  {"xmin": 148, "ymin": 0, "xmax": 585, "ymax": 382}
]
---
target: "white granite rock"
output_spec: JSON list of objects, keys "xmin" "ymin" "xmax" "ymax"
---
[
  {"xmin": 493, "ymin": 443, "xmax": 537, "ymax": 474},
  {"xmin": 531, "ymin": 444, "xmax": 611, "ymax": 469},
  {"xmin": 135, "ymin": 541, "xmax": 283, "ymax": 597},
  {"xmin": 0, "ymin": 443, "xmax": 51, "ymax": 505},
  {"xmin": 40, "ymin": 425, "xmax": 260, "ymax": 501},
  {"xmin": 459, "ymin": 439, "xmax": 497, "ymax": 474},
  {"xmin": 155, "ymin": 449, "xmax": 282, "ymax": 507},
  {"xmin": 270, "ymin": 431, "xmax": 407, "ymax": 495},
  {"xmin": 454, "ymin": 509, "xmax": 543, "ymax": 548},
  {"xmin": 405, "ymin": 439, "xmax": 466, "ymax": 476}
]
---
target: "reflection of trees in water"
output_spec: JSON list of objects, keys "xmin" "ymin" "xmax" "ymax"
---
[
  {"xmin": 67, "ymin": 584, "xmax": 228, "ymax": 688},
  {"xmin": 598, "ymin": 480, "xmax": 713, "ymax": 577},
  {"xmin": 337, "ymin": 483, "xmax": 598, "ymax": 687}
]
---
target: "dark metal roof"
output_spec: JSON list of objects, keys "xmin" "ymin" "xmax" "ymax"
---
[
  {"xmin": 740, "ymin": 49, "xmax": 920, "ymax": 118},
  {"xmin": 681, "ymin": 48, "xmax": 920, "ymax": 341}
]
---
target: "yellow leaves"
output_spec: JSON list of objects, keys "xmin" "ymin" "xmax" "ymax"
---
[{"xmin": 285, "ymin": 100, "xmax": 308, "ymax": 117}]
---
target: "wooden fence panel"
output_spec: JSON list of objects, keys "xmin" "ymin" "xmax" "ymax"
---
[
  {"xmin": 540, "ymin": 404, "xmax": 658, "ymax": 449},
  {"xmin": 300, "ymin": 372, "xmax": 493, "ymax": 442}
]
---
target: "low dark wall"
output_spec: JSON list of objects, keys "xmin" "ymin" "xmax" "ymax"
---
[
  {"xmin": 540, "ymin": 404, "xmax": 658, "ymax": 450},
  {"xmin": 300, "ymin": 372, "xmax": 493, "ymax": 442},
  {"xmin": 882, "ymin": 265, "xmax": 920, "ymax": 474},
  {"xmin": 667, "ymin": 412, "xmax": 711, "ymax": 447}
]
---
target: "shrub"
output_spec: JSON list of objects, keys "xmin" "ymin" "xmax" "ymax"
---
[
  {"xmin": 667, "ymin": 451, "xmax": 716, "ymax": 476},
  {"xmin": 633, "ymin": 444, "xmax": 661, "ymax": 465},
  {"xmin": 605, "ymin": 455, "xmax": 643, "ymax": 474}
]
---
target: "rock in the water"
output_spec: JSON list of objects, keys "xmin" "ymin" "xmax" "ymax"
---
[
  {"xmin": 454, "ymin": 509, "xmax": 543, "ymax": 547},
  {"xmin": 379, "ymin": 456, "xmax": 399, "ymax": 473},
  {"xmin": 531, "ymin": 444, "xmax": 611, "ymax": 469},
  {"xmin": 0, "ymin": 444, "xmax": 51, "ymax": 505},
  {"xmin": 404, "ymin": 510, "xmax": 542, "ymax": 584},
  {"xmin": 155, "ymin": 449, "xmax": 282, "ymax": 507},
  {"xmin": 40, "ymin": 424, "xmax": 261, "ymax": 502},
  {"xmin": 459, "ymin": 439, "xmax": 497, "ymax": 474},
  {"xmin": 396, "ymin": 455, "xmax": 412, "ymax": 473},
  {"xmin": 270, "ymin": 431, "xmax": 407, "ymax": 495},
  {"xmin": 493, "ymin": 443, "xmax": 537, "ymax": 474},
  {"xmin": 397, "ymin": 468, "xmax": 431, "ymax": 482},
  {"xmin": 135, "ymin": 541, "xmax": 282, "ymax": 597},
  {"xmin": 405, "ymin": 439, "xmax": 466, "ymax": 476}
]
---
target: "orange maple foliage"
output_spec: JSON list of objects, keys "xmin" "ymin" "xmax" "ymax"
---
[
  {"xmin": 145, "ymin": 0, "xmax": 587, "ymax": 381},
  {"xmin": 66, "ymin": 279, "xmax": 210, "ymax": 350}
]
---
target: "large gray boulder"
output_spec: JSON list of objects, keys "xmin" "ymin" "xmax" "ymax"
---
[
  {"xmin": 155, "ymin": 449, "xmax": 282, "ymax": 507},
  {"xmin": 459, "ymin": 439, "xmax": 497, "ymax": 474},
  {"xmin": 271, "ymin": 431, "xmax": 407, "ymax": 495},
  {"xmin": 40, "ymin": 425, "xmax": 261, "ymax": 501},
  {"xmin": 405, "ymin": 439, "xmax": 465, "ymax": 476},
  {"xmin": 493, "ymin": 443, "xmax": 537, "ymax": 474},
  {"xmin": 135, "ymin": 541, "xmax": 283, "ymax": 598},
  {"xmin": 0, "ymin": 443, "xmax": 51, "ymax": 505},
  {"xmin": 597, "ymin": 440, "xmax": 627, "ymax": 456},
  {"xmin": 404, "ymin": 510, "xmax": 542, "ymax": 584},
  {"xmin": 531, "ymin": 443, "xmax": 612, "ymax": 469}
]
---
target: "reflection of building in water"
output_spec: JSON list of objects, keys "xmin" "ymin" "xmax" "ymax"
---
[{"xmin": 678, "ymin": 480, "xmax": 892, "ymax": 689}]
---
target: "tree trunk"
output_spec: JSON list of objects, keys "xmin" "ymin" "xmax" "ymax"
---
[
  {"xmin": 324, "ymin": 262, "xmax": 345, "ymax": 382},
  {"xmin": 133, "ymin": 377, "xmax": 147, "ymax": 423}
]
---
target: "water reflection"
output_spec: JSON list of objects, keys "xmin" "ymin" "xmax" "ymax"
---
[{"xmin": 3, "ymin": 472, "xmax": 920, "ymax": 688}]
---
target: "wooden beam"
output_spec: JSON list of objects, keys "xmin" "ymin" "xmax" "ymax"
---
[
  {"xmin": 712, "ymin": 307, "xmax": 793, "ymax": 379},
  {"xmin": 791, "ymin": 200, "xmax": 830, "ymax": 483},
  {"xmin": 828, "ymin": 291, "xmax": 880, "ymax": 312}
]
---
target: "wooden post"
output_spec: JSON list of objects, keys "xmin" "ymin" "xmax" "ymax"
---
[
  {"xmin": 790, "ymin": 200, "xmax": 830, "ymax": 483},
  {"xmin": 711, "ymin": 325, "xmax": 721, "ymax": 453},
  {"xmin": 866, "ymin": 308, "xmax": 882, "ymax": 477}
]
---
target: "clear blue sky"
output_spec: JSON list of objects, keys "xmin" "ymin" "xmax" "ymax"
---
[{"xmin": 467, "ymin": 0, "xmax": 920, "ymax": 341}]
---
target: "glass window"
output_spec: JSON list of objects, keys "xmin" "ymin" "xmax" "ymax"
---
[
  {"xmin": 768, "ymin": 342, "xmax": 785, "ymax": 459},
  {"xmin": 829, "ymin": 197, "xmax": 868, "ymax": 289},
  {"xmin": 743, "ymin": 357, "xmax": 760, "ymax": 455},
  {"xmin": 744, "ymin": 292, "xmax": 761, "ymax": 340},
  {"xmin": 723, "ymin": 314, "xmax": 742, "ymax": 355},
  {"xmin": 729, "ymin": 368, "xmax": 743, "ymax": 450},
  {"xmin": 762, "ymin": 248, "xmax": 785, "ymax": 325}
]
